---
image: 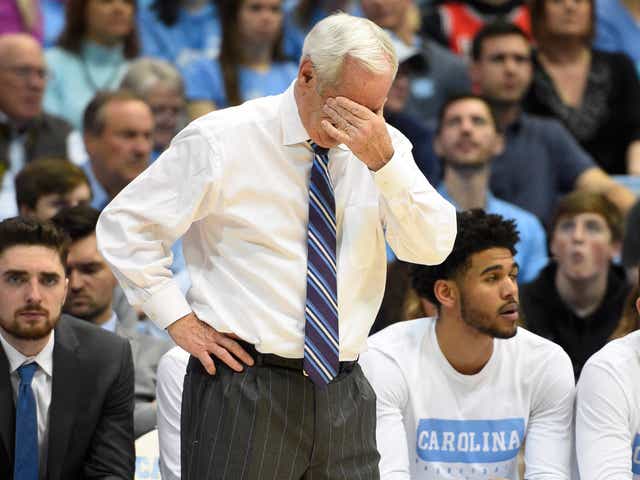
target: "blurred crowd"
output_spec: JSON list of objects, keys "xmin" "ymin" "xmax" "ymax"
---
[{"xmin": 1, "ymin": 0, "xmax": 640, "ymax": 478}]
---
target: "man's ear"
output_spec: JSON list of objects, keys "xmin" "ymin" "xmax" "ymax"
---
[
  {"xmin": 492, "ymin": 132, "xmax": 505, "ymax": 156},
  {"xmin": 434, "ymin": 279, "xmax": 457, "ymax": 308},
  {"xmin": 433, "ymin": 135, "xmax": 444, "ymax": 157},
  {"xmin": 298, "ymin": 58, "xmax": 315, "ymax": 87}
]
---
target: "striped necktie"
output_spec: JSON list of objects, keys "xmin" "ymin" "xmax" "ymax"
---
[{"xmin": 303, "ymin": 142, "xmax": 339, "ymax": 386}]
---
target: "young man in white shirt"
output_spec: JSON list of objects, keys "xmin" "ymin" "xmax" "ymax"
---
[
  {"xmin": 360, "ymin": 209, "xmax": 575, "ymax": 479},
  {"xmin": 575, "ymin": 268, "xmax": 640, "ymax": 479}
]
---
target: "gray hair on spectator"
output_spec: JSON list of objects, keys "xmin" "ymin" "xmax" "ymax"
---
[
  {"xmin": 120, "ymin": 58, "xmax": 184, "ymax": 98},
  {"xmin": 301, "ymin": 12, "xmax": 398, "ymax": 92}
]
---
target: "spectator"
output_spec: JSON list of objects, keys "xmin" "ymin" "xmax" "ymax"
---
[
  {"xmin": 362, "ymin": 0, "xmax": 471, "ymax": 125},
  {"xmin": 120, "ymin": 58, "xmax": 186, "ymax": 162},
  {"xmin": 52, "ymin": 205, "xmax": 172, "ymax": 438},
  {"xmin": 622, "ymin": 199, "xmax": 640, "ymax": 285},
  {"xmin": 41, "ymin": 0, "xmax": 66, "ymax": 47},
  {"xmin": 0, "ymin": 0, "xmax": 43, "ymax": 42},
  {"xmin": 384, "ymin": 38, "xmax": 440, "ymax": 181},
  {"xmin": 594, "ymin": 0, "xmax": 640, "ymax": 75},
  {"xmin": 182, "ymin": 0, "xmax": 298, "ymax": 120},
  {"xmin": 81, "ymin": 90, "xmax": 153, "ymax": 211},
  {"xmin": 156, "ymin": 345, "xmax": 190, "ymax": 480},
  {"xmin": 137, "ymin": 0, "xmax": 221, "ymax": 68},
  {"xmin": 575, "ymin": 268, "xmax": 640, "ymax": 479},
  {"xmin": 15, "ymin": 158, "xmax": 91, "ymax": 220},
  {"xmin": 44, "ymin": 0, "xmax": 138, "ymax": 129},
  {"xmin": 0, "ymin": 216, "xmax": 134, "ymax": 479},
  {"xmin": 360, "ymin": 210, "xmax": 575, "ymax": 478},
  {"xmin": 435, "ymin": 94, "xmax": 548, "ymax": 283},
  {"xmin": 471, "ymin": 21, "xmax": 637, "ymax": 223},
  {"xmin": 282, "ymin": 0, "xmax": 362, "ymax": 60},
  {"xmin": 421, "ymin": 0, "xmax": 531, "ymax": 58},
  {"xmin": 524, "ymin": 0, "xmax": 640, "ymax": 175},
  {"xmin": 520, "ymin": 191, "xmax": 630, "ymax": 378},
  {"xmin": 0, "ymin": 34, "xmax": 85, "ymax": 220}
]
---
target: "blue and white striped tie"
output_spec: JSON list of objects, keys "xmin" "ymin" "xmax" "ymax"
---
[{"xmin": 303, "ymin": 142, "xmax": 339, "ymax": 386}]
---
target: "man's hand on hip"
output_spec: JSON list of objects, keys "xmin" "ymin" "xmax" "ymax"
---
[
  {"xmin": 321, "ymin": 96, "xmax": 394, "ymax": 171},
  {"xmin": 167, "ymin": 312, "xmax": 254, "ymax": 375}
]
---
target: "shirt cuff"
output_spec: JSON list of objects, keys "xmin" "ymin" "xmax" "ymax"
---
[
  {"xmin": 141, "ymin": 281, "xmax": 192, "ymax": 330},
  {"xmin": 372, "ymin": 150, "xmax": 417, "ymax": 198}
]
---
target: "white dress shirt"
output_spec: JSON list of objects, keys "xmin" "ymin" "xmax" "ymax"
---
[
  {"xmin": 156, "ymin": 346, "xmax": 190, "ymax": 480},
  {"xmin": 97, "ymin": 81, "xmax": 456, "ymax": 360},
  {"xmin": 576, "ymin": 330, "xmax": 640, "ymax": 480},
  {"xmin": 0, "ymin": 329, "xmax": 55, "ymax": 479}
]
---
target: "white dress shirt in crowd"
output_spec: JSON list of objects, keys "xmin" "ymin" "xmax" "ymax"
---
[
  {"xmin": 576, "ymin": 330, "xmax": 640, "ymax": 480},
  {"xmin": 99, "ymin": 311, "xmax": 118, "ymax": 333},
  {"xmin": 97, "ymin": 81, "xmax": 456, "ymax": 360},
  {"xmin": 156, "ymin": 346, "xmax": 190, "ymax": 480},
  {"xmin": 360, "ymin": 318, "xmax": 576, "ymax": 479},
  {"xmin": 0, "ymin": 329, "xmax": 55, "ymax": 479}
]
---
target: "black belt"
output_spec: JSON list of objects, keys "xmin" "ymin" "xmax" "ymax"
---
[{"xmin": 239, "ymin": 341, "xmax": 358, "ymax": 375}]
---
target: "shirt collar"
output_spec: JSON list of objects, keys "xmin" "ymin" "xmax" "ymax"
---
[
  {"xmin": 0, "ymin": 328, "xmax": 55, "ymax": 377},
  {"xmin": 278, "ymin": 80, "xmax": 350, "ymax": 152},
  {"xmin": 82, "ymin": 161, "xmax": 110, "ymax": 210},
  {"xmin": 100, "ymin": 311, "xmax": 118, "ymax": 333}
]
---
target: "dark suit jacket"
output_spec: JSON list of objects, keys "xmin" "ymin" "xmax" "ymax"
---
[{"xmin": 0, "ymin": 315, "xmax": 135, "ymax": 479}]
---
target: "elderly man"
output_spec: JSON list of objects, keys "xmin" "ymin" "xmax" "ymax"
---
[
  {"xmin": 0, "ymin": 34, "xmax": 84, "ymax": 219},
  {"xmin": 98, "ymin": 12, "xmax": 456, "ymax": 479},
  {"xmin": 81, "ymin": 90, "xmax": 154, "ymax": 211}
]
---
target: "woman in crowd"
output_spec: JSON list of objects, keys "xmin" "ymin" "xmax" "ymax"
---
[
  {"xmin": 524, "ymin": 0, "xmax": 640, "ymax": 175},
  {"xmin": 181, "ymin": 0, "xmax": 297, "ymax": 119},
  {"xmin": 282, "ymin": 0, "xmax": 362, "ymax": 60},
  {"xmin": 137, "ymin": 0, "xmax": 220, "ymax": 68},
  {"xmin": 120, "ymin": 58, "xmax": 185, "ymax": 162},
  {"xmin": 44, "ymin": 0, "xmax": 138, "ymax": 129}
]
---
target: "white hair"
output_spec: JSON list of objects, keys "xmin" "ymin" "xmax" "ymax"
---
[
  {"xmin": 119, "ymin": 58, "xmax": 184, "ymax": 98},
  {"xmin": 301, "ymin": 12, "xmax": 398, "ymax": 91}
]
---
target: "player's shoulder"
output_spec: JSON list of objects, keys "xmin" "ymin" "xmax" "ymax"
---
[
  {"xmin": 505, "ymin": 326, "xmax": 573, "ymax": 370},
  {"xmin": 584, "ymin": 330, "xmax": 640, "ymax": 374},
  {"xmin": 366, "ymin": 317, "xmax": 433, "ymax": 358}
]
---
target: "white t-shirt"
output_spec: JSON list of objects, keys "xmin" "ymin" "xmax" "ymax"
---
[
  {"xmin": 576, "ymin": 330, "xmax": 640, "ymax": 480},
  {"xmin": 359, "ymin": 318, "xmax": 575, "ymax": 480},
  {"xmin": 156, "ymin": 346, "xmax": 190, "ymax": 480}
]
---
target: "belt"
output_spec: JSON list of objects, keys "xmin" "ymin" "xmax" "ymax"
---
[{"xmin": 239, "ymin": 341, "xmax": 358, "ymax": 375}]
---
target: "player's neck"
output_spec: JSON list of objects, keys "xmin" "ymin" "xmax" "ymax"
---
[
  {"xmin": 435, "ymin": 314, "xmax": 494, "ymax": 375},
  {"xmin": 443, "ymin": 165, "xmax": 490, "ymax": 211}
]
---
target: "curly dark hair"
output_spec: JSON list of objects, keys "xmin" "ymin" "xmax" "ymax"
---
[{"xmin": 411, "ymin": 209, "xmax": 520, "ymax": 306}]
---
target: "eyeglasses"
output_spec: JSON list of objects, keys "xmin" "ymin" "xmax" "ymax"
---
[{"xmin": 2, "ymin": 65, "xmax": 50, "ymax": 81}]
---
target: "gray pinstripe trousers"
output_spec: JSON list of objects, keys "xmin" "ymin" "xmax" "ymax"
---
[{"xmin": 181, "ymin": 353, "xmax": 380, "ymax": 480}]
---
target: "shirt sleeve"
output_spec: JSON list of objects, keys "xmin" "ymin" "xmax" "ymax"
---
[
  {"xmin": 575, "ymin": 361, "xmax": 634, "ymax": 480},
  {"xmin": 181, "ymin": 58, "xmax": 224, "ymax": 105},
  {"xmin": 524, "ymin": 346, "xmax": 576, "ymax": 479},
  {"xmin": 545, "ymin": 120, "xmax": 595, "ymax": 192},
  {"xmin": 96, "ymin": 125, "xmax": 221, "ymax": 329},
  {"xmin": 374, "ymin": 127, "xmax": 457, "ymax": 266},
  {"xmin": 359, "ymin": 348, "xmax": 412, "ymax": 480},
  {"xmin": 516, "ymin": 214, "xmax": 548, "ymax": 284}
]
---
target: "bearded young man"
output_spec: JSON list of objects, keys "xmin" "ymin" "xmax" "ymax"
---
[
  {"xmin": 360, "ymin": 209, "xmax": 575, "ymax": 479},
  {"xmin": 0, "ymin": 217, "xmax": 134, "ymax": 480}
]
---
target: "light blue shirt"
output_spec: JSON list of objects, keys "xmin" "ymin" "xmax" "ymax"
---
[
  {"xmin": 137, "ymin": 3, "xmax": 221, "ymax": 68},
  {"xmin": 182, "ymin": 58, "xmax": 298, "ymax": 107},
  {"xmin": 44, "ymin": 42, "xmax": 128, "ymax": 129},
  {"xmin": 437, "ymin": 184, "xmax": 548, "ymax": 283},
  {"xmin": 81, "ymin": 160, "xmax": 110, "ymax": 211},
  {"xmin": 100, "ymin": 312, "xmax": 118, "ymax": 333},
  {"xmin": 42, "ymin": 0, "xmax": 65, "ymax": 47},
  {"xmin": 595, "ymin": 0, "xmax": 640, "ymax": 75}
]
